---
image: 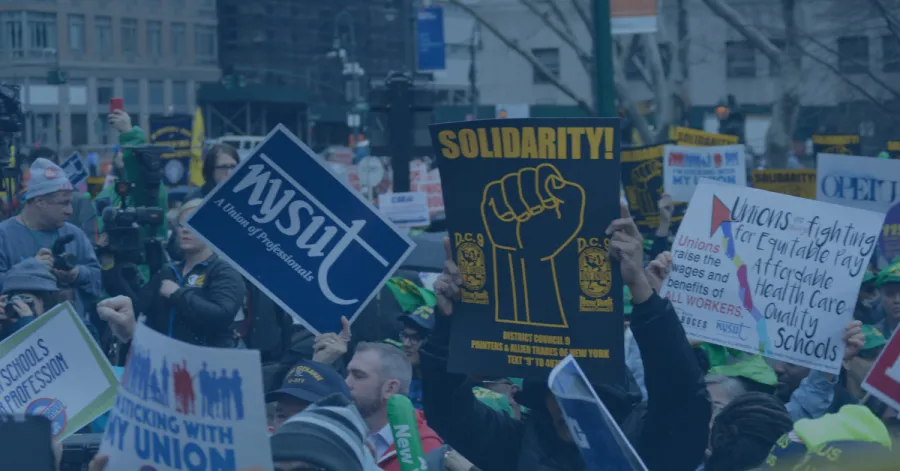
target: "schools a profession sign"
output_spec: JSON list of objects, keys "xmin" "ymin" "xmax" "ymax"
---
[{"xmin": 186, "ymin": 125, "xmax": 414, "ymax": 335}]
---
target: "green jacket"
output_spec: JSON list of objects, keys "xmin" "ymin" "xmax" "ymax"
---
[{"xmin": 95, "ymin": 126, "xmax": 168, "ymax": 239}]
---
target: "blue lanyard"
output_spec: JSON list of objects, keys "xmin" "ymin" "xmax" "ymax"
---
[{"xmin": 167, "ymin": 264, "xmax": 185, "ymax": 338}]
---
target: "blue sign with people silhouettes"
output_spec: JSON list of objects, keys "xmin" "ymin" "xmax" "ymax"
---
[{"xmin": 185, "ymin": 124, "xmax": 415, "ymax": 334}]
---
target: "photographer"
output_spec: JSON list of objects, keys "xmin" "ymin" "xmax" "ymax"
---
[
  {"xmin": 94, "ymin": 110, "xmax": 168, "ymax": 283},
  {"xmin": 27, "ymin": 147, "xmax": 98, "ymax": 242},
  {"xmin": 0, "ymin": 259, "xmax": 61, "ymax": 341},
  {"xmin": 0, "ymin": 158, "xmax": 102, "ymax": 324}
]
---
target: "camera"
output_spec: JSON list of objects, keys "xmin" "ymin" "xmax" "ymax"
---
[
  {"xmin": 2, "ymin": 294, "xmax": 36, "ymax": 320},
  {"xmin": 52, "ymin": 234, "xmax": 77, "ymax": 272}
]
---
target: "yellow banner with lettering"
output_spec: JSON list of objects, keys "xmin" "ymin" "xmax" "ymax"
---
[
  {"xmin": 751, "ymin": 169, "xmax": 817, "ymax": 199},
  {"xmin": 669, "ymin": 126, "xmax": 738, "ymax": 146}
]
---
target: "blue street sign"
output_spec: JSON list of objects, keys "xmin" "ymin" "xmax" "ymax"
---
[
  {"xmin": 416, "ymin": 7, "xmax": 446, "ymax": 71},
  {"xmin": 185, "ymin": 125, "xmax": 415, "ymax": 335}
]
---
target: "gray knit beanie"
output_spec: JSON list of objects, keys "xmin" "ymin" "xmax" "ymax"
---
[
  {"xmin": 2, "ymin": 259, "xmax": 60, "ymax": 293},
  {"xmin": 26, "ymin": 158, "xmax": 73, "ymax": 200},
  {"xmin": 270, "ymin": 393, "xmax": 380, "ymax": 471}
]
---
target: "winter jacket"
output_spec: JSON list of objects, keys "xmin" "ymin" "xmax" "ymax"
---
[
  {"xmin": 137, "ymin": 253, "xmax": 245, "ymax": 347},
  {"xmin": 376, "ymin": 409, "xmax": 443, "ymax": 471},
  {"xmin": 419, "ymin": 292, "xmax": 710, "ymax": 471}
]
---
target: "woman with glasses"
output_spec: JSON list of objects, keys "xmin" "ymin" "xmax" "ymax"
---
[{"xmin": 0, "ymin": 259, "xmax": 61, "ymax": 341}]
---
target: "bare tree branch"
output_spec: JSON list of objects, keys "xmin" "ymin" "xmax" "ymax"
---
[
  {"xmin": 445, "ymin": 0, "xmax": 594, "ymax": 115},
  {"xmin": 622, "ymin": 36, "xmax": 654, "ymax": 90},
  {"xmin": 570, "ymin": 0, "xmax": 593, "ymax": 41},
  {"xmin": 702, "ymin": 0, "xmax": 782, "ymax": 62},
  {"xmin": 802, "ymin": 33, "xmax": 900, "ymax": 98},
  {"xmin": 869, "ymin": 0, "xmax": 900, "ymax": 44},
  {"xmin": 798, "ymin": 46, "xmax": 900, "ymax": 116},
  {"xmin": 644, "ymin": 36, "xmax": 673, "ymax": 138},
  {"xmin": 612, "ymin": 45, "xmax": 654, "ymax": 144},
  {"xmin": 520, "ymin": 0, "xmax": 592, "ymax": 70},
  {"xmin": 546, "ymin": 0, "xmax": 575, "ymax": 39}
]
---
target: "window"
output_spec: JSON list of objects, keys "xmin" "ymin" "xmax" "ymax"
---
[
  {"xmin": 194, "ymin": 24, "xmax": 217, "ymax": 64},
  {"xmin": 146, "ymin": 20, "xmax": 161, "ymax": 57},
  {"xmin": 0, "ymin": 11, "xmax": 25, "ymax": 58},
  {"xmin": 68, "ymin": 14, "xmax": 85, "ymax": 54},
  {"xmin": 172, "ymin": 81, "xmax": 188, "ymax": 105},
  {"xmin": 95, "ymin": 16, "xmax": 112, "ymax": 58},
  {"xmin": 882, "ymin": 35, "xmax": 900, "ymax": 73},
  {"xmin": 123, "ymin": 79, "xmax": 139, "ymax": 105},
  {"xmin": 726, "ymin": 40, "xmax": 756, "ymax": 78},
  {"xmin": 532, "ymin": 48, "xmax": 560, "ymax": 84},
  {"xmin": 624, "ymin": 39, "xmax": 673, "ymax": 80},
  {"xmin": 148, "ymin": 80, "xmax": 164, "ymax": 106},
  {"xmin": 171, "ymin": 22, "xmax": 185, "ymax": 58},
  {"xmin": 27, "ymin": 12, "xmax": 57, "ymax": 56},
  {"xmin": 96, "ymin": 79, "xmax": 113, "ymax": 105},
  {"xmin": 837, "ymin": 36, "xmax": 869, "ymax": 74},
  {"xmin": 121, "ymin": 18, "xmax": 138, "ymax": 56}
]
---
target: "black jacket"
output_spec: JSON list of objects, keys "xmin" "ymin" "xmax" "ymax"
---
[
  {"xmin": 419, "ymin": 293, "xmax": 710, "ymax": 471},
  {"xmin": 138, "ymin": 253, "xmax": 245, "ymax": 347}
]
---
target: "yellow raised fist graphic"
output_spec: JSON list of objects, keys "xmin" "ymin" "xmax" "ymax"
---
[{"xmin": 478, "ymin": 164, "xmax": 586, "ymax": 328}]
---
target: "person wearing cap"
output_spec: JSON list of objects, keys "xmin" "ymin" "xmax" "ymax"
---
[
  {"xmin": 475, "ymin": 377, "xmax": 527, "ymax": 420},
  {"xmin": 0, "ymin": 259, "xmax": 61, "ymax": 341},
  {"xmin": 840, "ymin": 324, "xmax": 887, "ymax": 407},
  {"xmin": 399, "ymin": 305, "xmax": 435, "ymax": 410},
  {"xmin": 855, "ymin": 271, "xmax": 880, "ymax": 322},
  {"xmin": 266, "ymin": 360, "xmax": 353, "ymax": 431},
  {"xmin": 0, "ymin": 157, "xmax": 102, "ymax": 324},
  {"xmin": 270, "ymin": 393, "xmax": 382, "ymax": 471},
  {"xmin": 759, "ymin": 404, "xmax": 896, "ymax": 470},
  {"xmin": 26, "ymin": 146, "xmax": 98, "ymax": 243},
  {"xmin": 874, "ymin": 261, "xmax": 900, "ymax": 339}
]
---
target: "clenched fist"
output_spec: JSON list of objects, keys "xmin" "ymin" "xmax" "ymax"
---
[{"xmin": 481, "ymin": 164, "xmax": 585, "ymax": 260}]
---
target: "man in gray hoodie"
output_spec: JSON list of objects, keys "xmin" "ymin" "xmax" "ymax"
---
[{"xmin": 0, "ymin": 158, "xmax": 102, "ymax": 325}]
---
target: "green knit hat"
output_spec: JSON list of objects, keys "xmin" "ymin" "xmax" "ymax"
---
[
  {"xmin": 861, "ymin": 324, "xmax": 887, "ymax": 351},
  {"xmin": 875, "ymin": 261, "xmax": 900, "ymax": 287}
]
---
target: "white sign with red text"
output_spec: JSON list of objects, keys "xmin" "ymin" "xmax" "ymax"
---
[
  {"xmin": 863, "ymin": 326, "xmax": 900, "ymax": 412},
  {"xmin": 659, "ymin": 181, "xmax": 884, "ymax": 374}
]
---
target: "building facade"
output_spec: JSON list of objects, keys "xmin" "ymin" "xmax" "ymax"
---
[
  {"xmin": 439, "ymin": 0, "xmax": 900, "ymax": 153},
  {"xmin": 0, "ymin": 0, "xmax": 220, "ymax": 152}
]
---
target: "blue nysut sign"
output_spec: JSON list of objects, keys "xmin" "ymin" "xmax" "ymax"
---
[
  {"xmin": 548, "ymin": 356, "xmax": 648, "ymax": 471},
  {"xmin": 416, "ymin": 6, "xmax": 446, "ymax": 71},
  {"xmin": 60, "ymin": 152, "xmax": 89, "ymax": 188},
  {"xmin": 185, "ymin": 124, "xmax": 415, "ymax": 335}
]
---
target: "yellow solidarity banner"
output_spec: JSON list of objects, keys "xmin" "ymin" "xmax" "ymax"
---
[
  {"xmin": 669, "ymin": 126, "xmax": 738, "ymax": 146},
  {"xmin": 430, "ymin": 118, "xmax": 624, "ymax": 384},
  {"xmin": 751, "ymin": 169, "xmax": 817, "ymax": 200}
]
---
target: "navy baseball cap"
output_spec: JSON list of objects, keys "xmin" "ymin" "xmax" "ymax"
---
[
  {"xmin": 265, "ymin": 360, "xmax": 351, "ymax": 405},
  {"xmin": 400, "ymin": 305, "xmax": 436, "ymax": 331}
]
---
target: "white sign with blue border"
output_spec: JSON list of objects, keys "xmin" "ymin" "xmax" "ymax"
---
[
  {"xmin": 185, "ymin": 124, "xmax": 415, "ymax": 335},
  {"xmin": 60, "ymin": 152, "xmax": 89, "ymax": 188},
  {"xmin": 548, "ymin": 356, "xmax": 648, "ymax": 471}
]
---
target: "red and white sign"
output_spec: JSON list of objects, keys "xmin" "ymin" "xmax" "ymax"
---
[{"xmin": 863, "ymin": 327, "xmax": 900, "ymax": 412}]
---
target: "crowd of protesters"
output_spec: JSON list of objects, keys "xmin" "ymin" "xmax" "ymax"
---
[{"xmin": 0, "ymin": 110, "xmax": 898, "ymax": 471}]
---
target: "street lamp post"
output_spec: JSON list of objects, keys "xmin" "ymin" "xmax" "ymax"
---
[{"xmin": 329, "ymin": 9, "xmax": 368, "ymax": 146}]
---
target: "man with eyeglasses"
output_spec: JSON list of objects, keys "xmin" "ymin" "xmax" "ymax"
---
[{"xmin": 0, "ymin": 158, "xmax": 102, "ymax": 325}]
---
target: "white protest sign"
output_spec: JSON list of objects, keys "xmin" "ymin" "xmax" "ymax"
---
[
  {"xmin": 663, "ymin": 144, "xmax": 747, "ymax": 202},
  {"xmin": 816, "ymin": 153, "xmax": 900, "ymax": 214},
  {"xmin": 100, "ymin": 324, "xmax": 273, "ymax": 471},
  {"xmin": 60, "ymin": 152, "xmax": 89, "ymax": 193},
  {"xmin": 0, "ymin": 302, "xmax": 117, "ymax": 440},
  {"xmin": 378, "ymin": 192, "xmax": 430, "ymax": 228},
  {"xmin": 660, "ymin": 181, "xmax": 884, "ymax": 374}
]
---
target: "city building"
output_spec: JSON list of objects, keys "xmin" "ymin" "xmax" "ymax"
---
[
  {"xmin": 436, "ymin": 0, "xmax": 900, "ymax": 155},
  {"xmin": 0, "ymin": 0, "xmax": 220, "ymax": 152},
  {"xmin": 208, "ymin": 0, "xmax": 415, "ymax": 147}
]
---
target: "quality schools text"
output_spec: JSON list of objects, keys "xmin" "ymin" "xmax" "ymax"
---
[
  {"xmin": 232, "ymin": 157, "xmax": 389, "ymax": 306},
  {"xmin": 437, "ymin": 126, "xmax": 615, "ymax": 160}
]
